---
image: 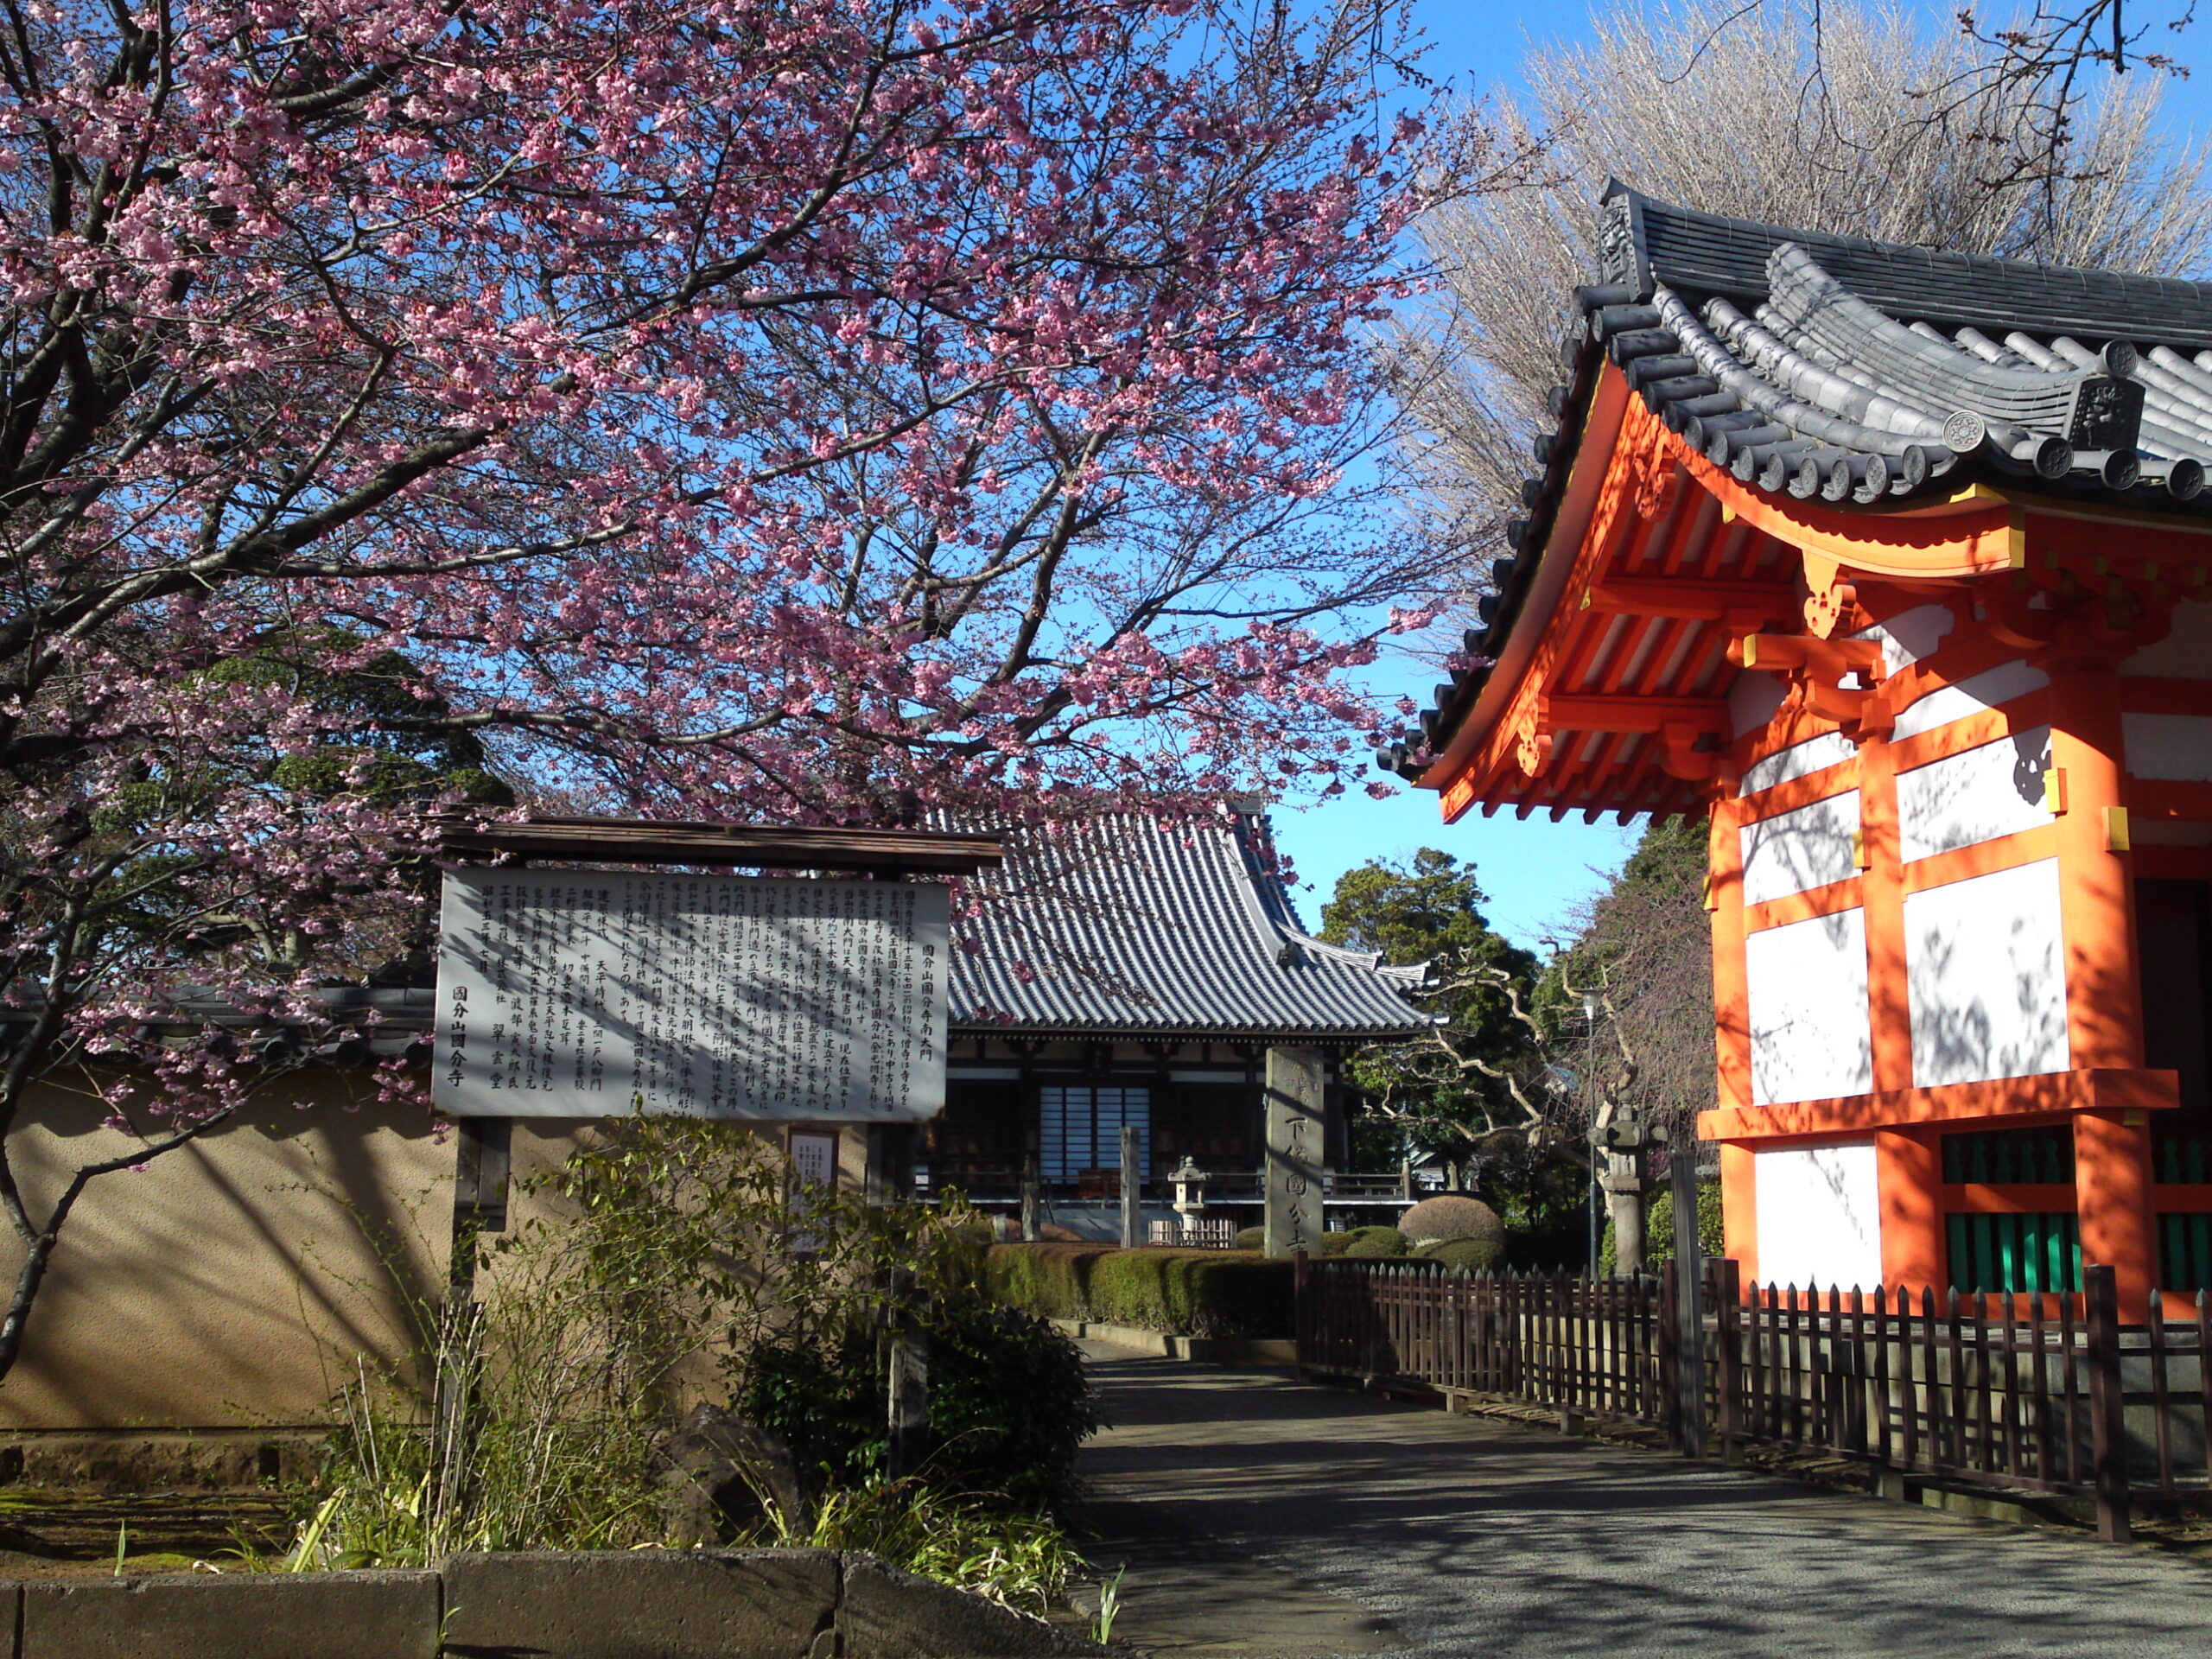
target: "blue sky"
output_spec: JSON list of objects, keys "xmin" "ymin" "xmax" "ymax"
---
[{"xmin": 1266, "ymin": 0, "xmax": 2212, "ymax": 945}]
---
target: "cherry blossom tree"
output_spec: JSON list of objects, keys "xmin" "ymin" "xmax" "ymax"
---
[{"xmin": 0, "ymin": 0, "xmax": 1458, "ymax": 1381}]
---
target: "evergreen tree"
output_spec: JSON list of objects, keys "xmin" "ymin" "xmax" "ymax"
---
[{"xmin": 1319, "ymin": 849, "xmax": 1538, "ymax": 1155}]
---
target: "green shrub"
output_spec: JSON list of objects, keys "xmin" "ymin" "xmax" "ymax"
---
[
  {"xmin": 979, "ymin": 1240, "xmax": 1104, "ymax": 1322},
  {"xmin": 984, "ymin": 1243, "xmax": 1294, "ymax": 1338},
  {"xmin": 924, "ymin": 1299, "xmax": 1098, "ymax": 1510},
  {"xmin": 1401, "ymin": 1195, "xmax": 1505, "ymax": 1245},
  {"xmin": 1599, "ymin": 1179, "xmax": 1726, "ymax": 1274},
  {"xmin": 1088, "ymin": 1249, "xmax": 1293, "ymax": 1338},
  {"xmin": 1421, "ymin": 1237, "xmax": 1507, "ymax": 1273},
  {"xmin": 1234, "ymin": 1225, "xmax": 1266, "ymax": 1250},
  {"xmin": 290, "ymin": 1117, "xmax": 1103, "ymax": 1587},
  {"xmin": 737, "ymin": 1330, "xmax": 883, "ymax": 1491},
  {"xmin": 1319, "ymin": 1231, "xmax": 1355, "ymax": 1256},
  {"xmin": 1643, "ymin": 1179, "xmax": 1726, "ymax": 1265},
  {"xmin": 741, "ymin": 1297, "xmax": 1096, "ymax": 1514},
  {"xmin": 1342, "ymin": 1235, "xmax": 1405, "ymax": 1259},
  {"xmin": 1337, "ymin": 1225, "xmax": 1407, "ymax": 1259}
]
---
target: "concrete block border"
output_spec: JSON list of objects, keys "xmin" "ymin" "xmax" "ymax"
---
[{"xmin": 2, "ymin": 1549, "xmax": 1106, "ymax": 1659}]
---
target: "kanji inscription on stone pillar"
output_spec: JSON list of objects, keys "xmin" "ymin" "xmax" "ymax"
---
[{"xmin": 1264, "ymin": 1046, "xmax": 1325, "ymax": 1257}]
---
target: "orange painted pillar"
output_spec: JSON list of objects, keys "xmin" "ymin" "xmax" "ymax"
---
[
  {"xmin": 2050, "ymin": 661, "xmax": 2156, "ymax": 1318},
  {"xmin": 1707, "ymin": 797, "xmax": 1752, "ymax": 1111},
  {"xmin": 1707, "ymin": 794, "xmax": 1758, "ymax": 1288},
  {"xmin": 1856, "ymin": 728, "xmax": 1913, "ymax": 1093},
  {"xmin": 1719, "ymin": 1140, "xmax": 1758, "ymax": 1284},
  {"xmin": 1859, "ymin": 726, "xmax": 1942, "ymax": 1299},
  {"xmin": 2049, "ymin": 663, "xmax": 2144, "ymax": 1071},
  {"xmin": 2077, "ymin": 1110, "xmax": 2158, "ymax": 1318},
  {"xmin": 1876, "ymin": 1128, "xmax": 1942, "ymax": 1296}
]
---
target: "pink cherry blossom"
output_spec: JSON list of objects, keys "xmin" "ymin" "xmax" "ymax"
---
[{"xmin": 0, "ymin": 0, "xmax": 1471, "ymax": 1379}]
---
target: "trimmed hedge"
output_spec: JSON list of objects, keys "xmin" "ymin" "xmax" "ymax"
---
[
  {"xmin": 982, "ymin": 1243, "xmax": 1294, "ymax": 1339},
  {"xmin": 1414, "ymin": 1236, "xmax": 1507, "ymax": 1273},
  {"xmin": 1401, "ymin": 1195, "xmax": 1505, "ymax": 1245},
  {"xmin": 1341, "ymin": 1225, "xmax": 1408, "ymax": 1259}
]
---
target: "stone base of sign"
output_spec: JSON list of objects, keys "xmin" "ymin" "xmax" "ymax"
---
[{"xmin": 2, "ymin": 1551, "xmax": 1105, "ymax": 1659}]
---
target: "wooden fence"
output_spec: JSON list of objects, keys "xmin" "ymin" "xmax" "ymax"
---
[
  {"xmin": 1147, "ymin": 1217, "xmax": 1241, "ymax": 1248},
  {"xmin": 1298, "ymin": 1256, "xmax": 1676, "ymax": 1423},
  {"xmin": 1294, "ymin": 1255, "xmax": 2212, "ymax": 1541}
]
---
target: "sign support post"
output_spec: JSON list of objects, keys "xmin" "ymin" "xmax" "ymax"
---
[{"xmin": 887, "ymin": 1267, "xmax": 930, "ymax": 1479}]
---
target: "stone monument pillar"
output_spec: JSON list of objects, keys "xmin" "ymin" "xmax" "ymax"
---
[{"xmin": 1263, "ymin": 1046, "xmax": 1325, "ymax": 1257}]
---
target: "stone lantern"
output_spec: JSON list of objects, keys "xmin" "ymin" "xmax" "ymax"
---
[{"xmin": 1168, "ymin": 1155, "xmax": 1210, "ymax": 1239}]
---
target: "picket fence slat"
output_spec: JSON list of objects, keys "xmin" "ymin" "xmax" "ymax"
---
[{"xmin": 1297, "ymin": 1255, "xmax": 2210, "ymax": 1516}]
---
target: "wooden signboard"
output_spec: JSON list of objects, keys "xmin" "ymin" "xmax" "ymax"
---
[{"xmin": 434, "ymin": 868, "xmax": 947, "ymax": 1121}]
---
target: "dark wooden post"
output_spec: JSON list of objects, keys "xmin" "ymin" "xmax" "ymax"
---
[
  {"xmin": 2086, "ymin": 1262, "xmax": 2132, "ymax": 1543},
  {"xmin": 1119, "ymin": 1124, "xmax": 1142, "ymax": 1248},
  {"xmin": 435, "ymin": 1115, "xmax": 511, "ymax": 1485},
  {"xmin": 1672, "ymin": 1135, "xmax": 1707, "ymax": 1458},
  {"xmin": 887, "ymin": 1267, "xmax": 930, "ymax": 1480},
  {"xmin": 1020, "ymin": 1153, "xmax": 1040, "ymax": 1243},
  {"xmin": 866, "ymin": 1124, "xmax": 915, "ymax": 1205},
  {"xmin": 1712, "ymin": 1256, "xmax": 1743, "ymax": 1465},
  {"xmin": 447, "ymin": 1115, "xmax": 512, "ymax": 1299}
]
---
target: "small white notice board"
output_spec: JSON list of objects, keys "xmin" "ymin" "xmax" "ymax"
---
[
  {"xmin": 434, "ymin": 869, "xmax": 947, "ymax": 1121},
  {"xmin": 788, "ymin": 1131, "xmax": 839, "ymax": 1188}
]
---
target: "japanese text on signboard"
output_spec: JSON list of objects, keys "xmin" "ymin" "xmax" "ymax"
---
[{"xmin": 434, "ymin": 870, "xmax": 947, "ymax": 1120}]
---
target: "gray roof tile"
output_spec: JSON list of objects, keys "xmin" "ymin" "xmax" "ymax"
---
[
  {"xmin": 1376, "ymin": 187, "xmax": 2212, "ymax": 784},
  {"xmin": 944, "ymin": 810, "xmax": 1428, "ymax": 1039}
]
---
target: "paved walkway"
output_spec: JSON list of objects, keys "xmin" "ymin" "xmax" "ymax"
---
[{"xmin": 1076, "ymin": 1343, "xmax": 2212, "ymax": 1659}]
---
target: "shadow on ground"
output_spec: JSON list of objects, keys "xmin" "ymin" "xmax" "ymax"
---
[
  {"xmin": 0, "ymin": 1488, "xmax": 287, "ymax": 1578},
  {"xmin": 1077, "ymin": 1343, "xmax": 2212, "ymax": 1659}
]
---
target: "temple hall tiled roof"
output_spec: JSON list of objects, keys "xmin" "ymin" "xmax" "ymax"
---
[
  {"xmin": 1379, "ymin": 185, "xmax": 2212, "ymax": 784},
  {"xmin": 944, "ymin": 807, "xmax": 1429, "ymax": 1039}
]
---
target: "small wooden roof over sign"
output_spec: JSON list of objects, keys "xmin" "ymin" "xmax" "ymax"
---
[{"xmin": 431, "ymin": 814, "xmax": 1003, "ymax": 876}]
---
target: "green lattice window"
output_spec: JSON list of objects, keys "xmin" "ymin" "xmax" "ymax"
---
[
  {"xmin": 2159, "ymin": 1213, "xmax": 2212, "ymax": 1292},
  {"xmin": 1947, "ymin": 1211, "xmax": 2081, "ymax": 1294},
  {"xmin": 2155, "ymin": 1138, "xmax": 2212, "ymax": 1184},
  {"xmin": 1942, "ymin": 1128, "xmax": 2075, "ymax": 1185}
]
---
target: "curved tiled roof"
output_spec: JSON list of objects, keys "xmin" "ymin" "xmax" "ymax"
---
[
  {"xmin": 944, "ymin": 809, "xmax": 1429, "ymax": 1039},
  {"xmin": 1379, "ymin": 185, "xmax": 2212, "ymax": 784}
]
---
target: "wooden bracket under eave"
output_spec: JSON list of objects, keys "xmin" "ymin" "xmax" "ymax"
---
[
  {"xmin": 1727, "ymin": 632, "xmax": 1890, "ymax": 732},
  {"xmin": 1656, "ymin": 719, "xmax": 1737, "ymax": 785}
]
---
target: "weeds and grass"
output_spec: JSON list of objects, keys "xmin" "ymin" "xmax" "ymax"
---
[
  {"xmin": 1093, "ymin": 1567, "xmax": 1126, "ymax": 1645},
  {"xmin": 273, "ymin": 1117, "xmax": 1102, "ymax": 1616},
  {"xmin": 281, "ymin": 1298, "xmax": 667, "ymax": 1567},
  {"xmin": 747, "ymin": 1476, "xmax": 1083, "ymax": 1616}
]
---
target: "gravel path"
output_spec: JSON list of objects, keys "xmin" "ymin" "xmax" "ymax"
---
[{"xmin": 1077, "ymin": 1343, "xmax": 2212, "ymax": 1659}]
